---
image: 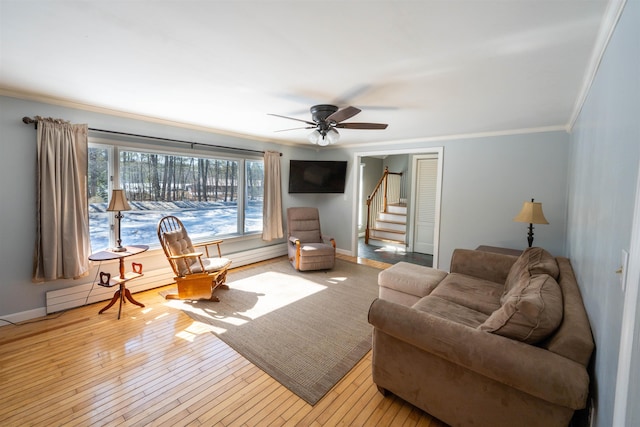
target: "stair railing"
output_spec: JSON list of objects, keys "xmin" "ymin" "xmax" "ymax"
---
[{"xmin": 365, "ymin": 167, "xmax": 403, "ymax": 244}]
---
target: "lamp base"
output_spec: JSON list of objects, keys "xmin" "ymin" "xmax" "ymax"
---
[
  {"xmin": 113, "ymin": 229, "xmax": 126, "ymax": 252},
  {"xmin": 527, "ymin": 223, "xmax": 534, "ymax": 248}
]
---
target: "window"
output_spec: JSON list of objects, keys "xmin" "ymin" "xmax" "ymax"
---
[{"xmin": 88, "ymin": 143, "xmax": 263, "ymax": 251}]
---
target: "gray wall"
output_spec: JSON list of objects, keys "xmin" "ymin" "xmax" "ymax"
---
[
  {"xmin": 0, "ymin": 95, "xmax": 571, "ymax": 320},
  {"xmin": 566, "ymin": 1, "xmax": 640, "ymax": 426},
  {"xmin": 340, "ymin": 132, "xmax": 570, "ymax": 270},
  {"xmin": 0, "ymin": 95, "xmax": 307, "ymax": 317},
  {"xmin": 2, "ymin": 7, "xmax": 639, "ymax": 424}
]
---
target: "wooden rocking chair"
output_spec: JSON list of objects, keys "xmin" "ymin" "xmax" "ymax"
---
[{"xmin": 157, "ymin": 215, "xmax": 231, "ymax": 301}]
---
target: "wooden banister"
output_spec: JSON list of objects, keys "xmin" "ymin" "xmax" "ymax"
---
[{"xmin": 365, "ymin": 167, "xmax": 403, "ymax": 244}]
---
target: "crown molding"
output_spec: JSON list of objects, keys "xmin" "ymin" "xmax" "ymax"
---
[
  {"xmin": 335, "ymin": 125, "xmax": 568, "ymax": 150},
  {"xmin": 0, "ymin": 87, "xmax": 284, "ymax": 144},
  {"xmin": 0, "ymin": 87, "xmax": 570, "ymax": 150}
]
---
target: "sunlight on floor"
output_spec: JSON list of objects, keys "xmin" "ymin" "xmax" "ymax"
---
[
  {"xmin": 166, "ymin": 271, "xmax": 327, "ymax": 338},
  {"xmin": 154, "ymin": 312, "xmax": 169, "ymax": 320},
  {"xmin": 146, "ymin": 310, "xmax": 169, "ymax": 325},
  {"xmin": 176, "ymin": 321, "xmax": 215, "ymax": 341},
  {"xmin": 374, "ymin": 245, "xmax": 407, "ymax": 254}
]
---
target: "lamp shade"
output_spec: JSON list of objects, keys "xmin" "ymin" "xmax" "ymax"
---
[
  {"xmin": 107, "ymin": 189, "xmax": 131, "ymax": 212},
  {"xmin": 317, "ymin": 133, "xmax": 330, "ymax": 146},
  {"xmin": 308, "ymin": 128, "xmax": 340, "ymax": 146},
  {"xmin": 513, "ymin": 200, "xmax": 548, "ymax": 224},
  {"xmin": 308, "ymin": 130, "xmax": 321, "ymax": 144},
  {"xmin": 326, "ymin": 128, "xmax": 340, "ymax": 144}
]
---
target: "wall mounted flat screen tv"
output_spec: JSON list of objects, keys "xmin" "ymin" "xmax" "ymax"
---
[{"xmin": 288, "ymin": 160, "xmax": 348, "ymax": 194}]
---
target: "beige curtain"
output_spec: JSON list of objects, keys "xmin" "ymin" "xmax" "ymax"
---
[
  {"xmin": 33, "ymin": 117, "xmax": 91, "ymax": 282},
  {"xmin": 262, "ymin": 151, "xmax": 284, "ymax": 241}
]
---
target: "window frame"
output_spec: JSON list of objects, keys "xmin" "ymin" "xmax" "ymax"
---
[{"xmin": 88, "ymin": 136, "xmax": 264, "ymax": 251}]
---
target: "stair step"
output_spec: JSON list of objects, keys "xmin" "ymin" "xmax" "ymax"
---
[
  {"xmin": 371, "ymin": 228, "xmax": 406, "ymax": 244},
  {"xmin": 376, "ymin": 219, "xmax": 406, "ymax": 225},
  {"xmin": 387, "ymin": 203, "xmax": 407, "ymax": 215},
  {"xmin": 379, "ymin": 212, "xmax": 406, "ymax": 222},
  {"xmin": 375, "ymin": 220, "xmax": 406, "ymax": 232},
  {"xmin": 372, "ymin": 227, "xmax": 405, "ymax": 235}
]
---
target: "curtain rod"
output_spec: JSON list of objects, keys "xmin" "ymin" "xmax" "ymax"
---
[{"xmin": 21, "ymin": 116, "xmax": 281, "ymax": 156}]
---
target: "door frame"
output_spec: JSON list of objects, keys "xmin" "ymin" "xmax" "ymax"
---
[
  {"xmin": 351, "ymin": 146, "xmax": 444, "ymax": 269},
  {"xmin": 612, "ymin": 156, "xmax": 640, "ymax": 426},
  {"xmin": 407, "ymin": 150, "xmax": 443, "ymax": 266}
]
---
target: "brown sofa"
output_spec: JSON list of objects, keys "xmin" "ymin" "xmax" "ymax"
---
[{"xmin": 368, "ymin": 247, "xmax": 594, "ymax": 427}]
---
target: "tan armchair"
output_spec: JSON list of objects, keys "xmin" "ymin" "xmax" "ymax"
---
[
  {"xmin": 286, "ymin": 207, "xmax": 336, "ymax": 271},
  {"xmin": 157, "ymin": 215, "xmax": 231, "ymax": 301}
]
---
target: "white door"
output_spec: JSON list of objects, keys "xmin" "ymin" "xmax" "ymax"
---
[{"xmin": 413, "ymin": 157, "xmax": 438, "ymax": 254}]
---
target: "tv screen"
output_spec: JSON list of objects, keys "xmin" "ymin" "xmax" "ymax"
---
[{"xmin": 288, "ymin": 160, "xmax": 348, "ymax": 194}]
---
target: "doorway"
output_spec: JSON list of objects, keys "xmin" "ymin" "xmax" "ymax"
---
[{"xmin": 352, "ymin": 147, "xmax": 443, "ymax": 268}]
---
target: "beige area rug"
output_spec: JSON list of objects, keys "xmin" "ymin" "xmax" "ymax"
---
[{"xmin": 164, "ymin": 257, "xmax": 381, "ymax": 405}]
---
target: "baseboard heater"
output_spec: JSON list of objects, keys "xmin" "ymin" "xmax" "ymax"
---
[{"xmin": 46, "ymin": 243, "xmax": 287, "ymax": 314}]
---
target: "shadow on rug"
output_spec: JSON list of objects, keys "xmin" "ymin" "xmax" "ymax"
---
[{"xmin": 164, "ymin": 257, "xmax": 381, "ymax": 405}]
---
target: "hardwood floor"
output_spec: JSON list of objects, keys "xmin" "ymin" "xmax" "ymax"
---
[{"xmin": 0, "ymin": 254, "xmax": 447, "ymax": 426}]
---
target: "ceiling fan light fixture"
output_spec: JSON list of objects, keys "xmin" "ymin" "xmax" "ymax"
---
[
  {"xmin": 317, "ymin": 132, "xmax": 330, "ymax": 146},
  {"xmin": 327, "ymin": 128, "xmax": 340, "ymax": 144},
  {"xmin": 272, "ymin": 104, "xmax": 387, "ymax": 144},
  {"xmin": 308, "ymin": 128, "xmax": 338, "ymax": 146},
  {"xmin": 308, "ymin": 129, "xmax": 321, "ymax": 144}
]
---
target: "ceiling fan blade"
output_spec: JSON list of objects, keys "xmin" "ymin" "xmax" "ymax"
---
[
  {"xmin": 336, "ymin": 122, "xmax": 388, "ymax": 130},
  {"xmin": 333, "ymin": 84, "xmax": 372, "ymax": 106},
  {"xmin": 267, "ymin": 113, "xmax": 316, "ymax": 126},
  {"xmin": 274, "ymin": 126, "xmax": 315, "ymax": 132},
  {"xmin": 326, "ymin": 106, "xmax": 361, "ymax": 123}
]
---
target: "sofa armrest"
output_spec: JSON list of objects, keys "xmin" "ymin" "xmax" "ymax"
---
[
  {"xmin": 449, "ymin": 249, "xmax": 518, "ymax": 284},
  {"xmin": 368, "ymin": 298, "xmax": 590, "ymax": 410},
  {"xmin": 288, "ymin": 236, "xmax": 300, "ymax": 245},
  {"xmin": 321, "ymin": 235, "xmax": 336, "ymax": 248},
  {"xmin": 289, "ymin": 235, "xmax": 336, "ymax": 248}
]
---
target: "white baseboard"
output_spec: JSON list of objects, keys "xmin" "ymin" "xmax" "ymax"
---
[
  {"xmin": 45, "ymin": 266, "xmax": 176, "ymax": 314},
  {"xmin": 228, "ymin": 243, "xmax": 288, "ymax": 267},
  {"xmin": 336, "ymin": 247, "xmax": 352, "ymax": 257},
  {"xmin": 43, "ymin": 243, "xmax": 287, "ymax": 315},
  {"xmin": 0, "ymin": 243, "xmax": 296, "ymax": 324},
  {"xmin": 0, "ymin": 307, "xmax": 48, "ymax": 326}
]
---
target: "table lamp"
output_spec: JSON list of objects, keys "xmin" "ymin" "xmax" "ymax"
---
[
  {"xmin": 107, "ymin": 189, "xmax": 131, "ymax": 252},
  {"xmin": 513, "ymin": 198, "xmax": 548, "ymax": 247}
]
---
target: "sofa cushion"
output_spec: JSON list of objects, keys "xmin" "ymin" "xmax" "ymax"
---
[
  {"xmin": 430, "ymin": 273, "xmax": 504, "ymax": 315},
  {"xmin": 164, "ymin": 229, "xmax": 197, "ymax": 275},
  {"xmin": 502, "ymin": 247, "xmax": 559, "ymax": 303},
  {"xmin": 298, "ymin": 242, "xmax": 336, "ymax": 257},
  {"xmin": 189, "ymin": 256, "xmax": 232, "ymax": 274},
  {"xmin": 413, "ymin": 296, "xmax": 489, "ymax": 328},
  {"xmin": 479, "ymin": 273, "xmax": 563, "ymax": 344},
  {"xmin": 378, "ymin": 262, "xmax": 448, "ymax": 300},
  {"xmin": 541, "ymin": 257, "xmax": 595, "ymax": 366}
]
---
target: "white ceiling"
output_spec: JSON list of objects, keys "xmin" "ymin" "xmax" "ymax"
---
[{"xmin": 0, "ymin": 1, "xmax": 611, "ymax": 147}]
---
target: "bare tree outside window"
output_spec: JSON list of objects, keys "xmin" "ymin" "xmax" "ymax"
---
[{"xmin": 88, "ymin": 146, "xmax": 263, "ymax": 251}]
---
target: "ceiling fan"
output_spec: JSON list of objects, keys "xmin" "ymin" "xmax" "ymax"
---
[{"xmin": 268, "ymin": 104, "xmax": 388, "ymax": 146}]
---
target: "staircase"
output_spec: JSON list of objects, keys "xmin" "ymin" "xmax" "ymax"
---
[
  {"xmin": 365, "ymin": 167, "xmax": 406, "ymax": 248},
  {"xmin": 368, "ymin": 202, "xmax": 407, "ymax": 246}
]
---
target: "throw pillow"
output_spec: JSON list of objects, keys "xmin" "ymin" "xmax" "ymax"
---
[
  {"xmin": 479, "ymin": 273, "xmax": 563, "ymax": 344},
  {"xmin": 502, "ymin": 247, "xmax": 559, "ymax": 303}
]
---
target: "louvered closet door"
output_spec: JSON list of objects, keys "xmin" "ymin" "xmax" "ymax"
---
[{"xmin": 413, "ymin": 158, "xmax": 437, "ymax": 254}]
